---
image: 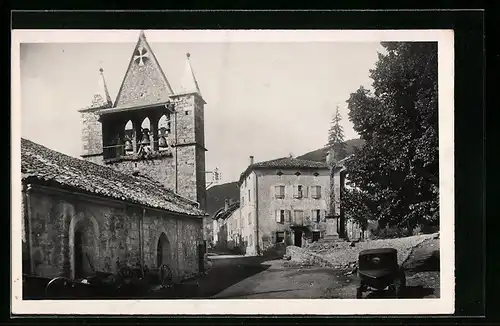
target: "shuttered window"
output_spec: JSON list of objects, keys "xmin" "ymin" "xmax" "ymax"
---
[
  {"xmin": 294, "ymin": 185, "xmax": 304, "ymax": 198},
  {"xmin": 313, "ymin": 209, "xmax": 321, "ymax": 223},
  {"xmin": 285, "ymin": 210, "xmax": 292, "ymax": 223},
  {"xmin": 312, "ymin": 186, "xmax": 321, "ymax": 199},
  {"xmin": 275, "ymin": 210, "xmax": 286, "ymax": 223},
  {"xmin": 275, "ymin": 185, "xmax": 285, "ymax": 199}
]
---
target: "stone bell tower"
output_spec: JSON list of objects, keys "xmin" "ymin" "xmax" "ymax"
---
[{"xmin": 79, "ymin": 31, "xmax": 207, "ymax": 209}]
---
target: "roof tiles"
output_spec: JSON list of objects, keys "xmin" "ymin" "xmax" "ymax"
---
[{"xmin": 21, "ymin": 138, "xmax": 206, "ymax": 217}]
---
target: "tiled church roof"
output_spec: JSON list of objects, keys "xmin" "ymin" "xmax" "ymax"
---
[{"xmin": 21, "ymin": 138, "xmax": 206, "ymax": 217}]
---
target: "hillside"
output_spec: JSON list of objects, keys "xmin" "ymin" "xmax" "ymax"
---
[
  {"xmin": 296, "ymin": 138, "xmax": 365, "ymax": 163},
  {"xmin": 206, "ymin": 138, "xmax": 364, "ymax": 216},
  {"xmin": 206, "ymin": 182, "xmax": 240, "ymax": 216}
]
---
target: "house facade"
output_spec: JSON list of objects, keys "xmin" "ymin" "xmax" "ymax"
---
[
  {"xmin": 212, "ymin": 199, "xmax": 241, "ymax": 251},
  {"xmin": 235, "ymin": 156, "xmax": 331, "ymax": 256}
]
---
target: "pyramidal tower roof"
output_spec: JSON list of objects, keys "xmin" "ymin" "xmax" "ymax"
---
[
  {"xmin": 85, "ymin": 68, "xmax": 113, "ymax": 110},
  {"xmin": 177, "ymin": 53, "xmax": 203, "ymax": 99},
  {"xmin": 113, "ymin": 31, "xmax": 175, "ymax": 109}
]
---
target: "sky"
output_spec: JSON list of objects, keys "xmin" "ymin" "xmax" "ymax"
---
[{"xmin": 19, "ymin": 32, "xmax": 383, "ymax": 184}]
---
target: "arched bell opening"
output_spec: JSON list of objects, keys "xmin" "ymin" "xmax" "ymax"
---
[
  {"xmin": 137, "ymin": 117, "xmax": 153, "ymax": 157},
  {"xmin": 123, "ymin": 120, "xmax": 134, "ymax": 155},
  {"xmin": 140, "ymin": 117, "xmax": 151, "ymax": 145},
  {"xmin": 157, "ymin": 114, "xmax": 171, "ymax": 152}
]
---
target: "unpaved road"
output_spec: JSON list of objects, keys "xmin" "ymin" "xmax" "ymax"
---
[
  {"xmin": 212, "ymin": 259, "xmax": 350, "ymax": 299},
  {"xmin": 153, "ymin": 238, "xmax": 440, "ymax": 299}
]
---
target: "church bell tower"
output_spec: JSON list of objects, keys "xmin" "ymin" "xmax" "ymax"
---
[{"xmin": 79, "ymin": 31, "xmax": 207, "ymax": 209}]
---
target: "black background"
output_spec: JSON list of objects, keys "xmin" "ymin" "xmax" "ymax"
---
[{"xmin": 6, "ymin": 7, "xmax": 488, "ymax": 326}]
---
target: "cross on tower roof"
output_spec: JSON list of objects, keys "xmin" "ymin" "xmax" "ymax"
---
[{"xmin": 134, "ymin": 45, "xmax": 149, "ymax": 66}]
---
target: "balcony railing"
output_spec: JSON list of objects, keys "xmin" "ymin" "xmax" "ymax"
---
[{"xmin": 103, "ymin": 140, "xmax": 172, "ymax": 162}]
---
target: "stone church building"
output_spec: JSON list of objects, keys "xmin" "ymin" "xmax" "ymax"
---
[{"xmin": 21, "ymin": 31, "xmax": 208, "ymax": 282}]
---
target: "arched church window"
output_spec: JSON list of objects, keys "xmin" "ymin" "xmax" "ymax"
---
[
  {"xmin": 158, "ymin": 114, "xmax": 171, "ymax": 150},
  {"xmin": 140, "ymin": 117, "xmax": 151, "ymax": 145},
  {"xmin": 124, "ymin": 120, "xmax": 134, "ymax": 154},
  {"xmin": 138, "ymin": 117, "xmax": 153, "ymax": 158}
]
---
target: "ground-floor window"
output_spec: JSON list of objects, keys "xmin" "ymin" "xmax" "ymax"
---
[{"xmin": 276, "ymin": 231, "xmax": 285, "ymax": 243}]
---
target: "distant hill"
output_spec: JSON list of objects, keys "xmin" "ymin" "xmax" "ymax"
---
[
  {"xmin": 206, "ymin": 138, "xmax": 365, "ymax": 216},
  {"xmin": 206, "ymin": 181, "xmax": 240, "ymax": 217},
  {"xmin": 296, "ymin": 138, "xmax": 365, "ymax": 163}
]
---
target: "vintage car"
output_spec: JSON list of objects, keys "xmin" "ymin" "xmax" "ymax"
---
[{"xmin": 356, "ymin": 248, "xmax": 406, "ymax": 298}]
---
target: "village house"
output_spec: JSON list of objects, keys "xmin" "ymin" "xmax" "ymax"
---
[
  {"xmin": 212, "ymin": 199, "xmax": 241, "ymax": 252},
  {"xmin": 229, "ymin": 155, "xmax": 333, "ymax": 256},
  {"xmin": 21, "ymin": 30, "xmax": 209, "ymax": 283}
]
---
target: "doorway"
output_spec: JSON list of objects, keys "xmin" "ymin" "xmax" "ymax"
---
[
  {"xmin": 157, "ymin": 233, "xmax": 170, "ymax": 267},
  {"xmin": 294, "ymin": 229, "xmax": 303, "ymax": 247},
  {"xmin": 312, "ymin": 231, "xmax": 321, "ymax": 242},
  {"xmin": 74, "ymin": 229, "xmax": 84, "ymax": 279}
]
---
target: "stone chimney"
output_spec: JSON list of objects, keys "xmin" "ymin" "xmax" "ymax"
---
[
  {"xmin": 224, "ymin": 199, "xmax": 229, "ymax": 211},
  {"xmin": 249, "ymin": 156, "xmax": 254, "ymax": 165}
]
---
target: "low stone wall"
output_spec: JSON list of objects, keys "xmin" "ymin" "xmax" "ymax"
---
[
  {"xmin": 284, "ymin": 246, "xmax": 336, "ymax": 268},
  {"xmin": 286, "ymin": 233, "xmax": 439, "ymax": 270}
]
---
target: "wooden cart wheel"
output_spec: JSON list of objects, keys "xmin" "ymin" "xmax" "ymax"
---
[
  {"xmin": 118, "ymin": 266, "xmax": 133, "ymax": 279},
  {"xmin": 45, "ymin": 276, "xmax": 71, "ymax": 297},
  {"xmin": 159, "ymin": 264, "xmax": 173, "ymax": 288}
]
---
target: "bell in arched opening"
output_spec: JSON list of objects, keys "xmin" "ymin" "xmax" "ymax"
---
[
  {"xmin": 141, "ymin": 129, "xmax": 150, "ymax": 145},
  {"xmin": 124, "ymin": 139, "xmax": 133, "ymax": 151},
  {"xmin": 158, "ymin": 135, "xmax": 168, "ymax": 148}
]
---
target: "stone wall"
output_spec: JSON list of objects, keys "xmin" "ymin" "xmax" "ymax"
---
[
  {"xmin": 81, "ymin": 110, "xmax": 103, "ymax": 157},
  {"xmin": 23, "ymin": 185, "xmax": 203, "ymax": 282},
  {"xmin": 107, "ymin": 156, "xmax": 176, "ymax": 191}
]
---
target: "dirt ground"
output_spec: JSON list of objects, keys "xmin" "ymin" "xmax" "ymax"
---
[{"xmin": 149, "ymin": 236, "xmax": 440, "ymax": 299}]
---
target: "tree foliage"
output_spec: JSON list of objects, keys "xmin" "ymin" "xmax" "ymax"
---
[
  {"xmin": 326, "ymin": 105, "xmax": 348, "ymax": 163},
  {"xmin": 344, "ymin": 42, "xmax": 439, "ymax": 234}
]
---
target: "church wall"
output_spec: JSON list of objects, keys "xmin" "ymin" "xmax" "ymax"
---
[{"xmin": 23, "ymin": 186, "xmax": 203, "ymax": 282}]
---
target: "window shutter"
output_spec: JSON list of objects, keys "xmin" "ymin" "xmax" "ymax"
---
[
  {"xmin": 280, "ymin": 186, "xmax": 285, "ymax": 198},
  {"xmin": 286, "ymin": 210, "xmax": 292, "ymax": 223},
  {"xmin": 275, "ymin": 210, "xmax": 281, "ymax": 222},
  {"xmin": 303, "ymin": 186, "xmax": 309, "ymax": 198},
  {"xmin": 293, "ymin": 185, "xmax": 299, "ymax": 198}
]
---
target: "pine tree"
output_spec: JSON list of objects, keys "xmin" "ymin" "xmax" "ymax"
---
[{"xmin": 326, "ymin": 105, "xmax": 348, "ymax": 162}]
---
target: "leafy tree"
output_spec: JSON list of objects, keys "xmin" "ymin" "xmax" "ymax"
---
[
  {"xmin": 344, "ymin": 42, "xmax": 439, "ymax": 235},
  {"xmin": 326, "ymin": 105, "xmax": 348, "ymax": 163}
]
